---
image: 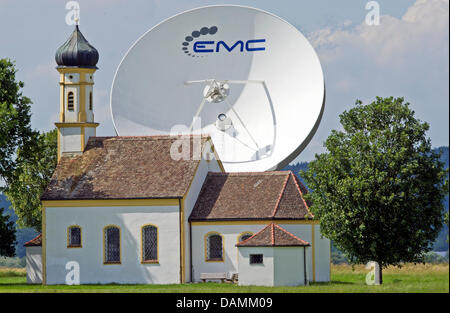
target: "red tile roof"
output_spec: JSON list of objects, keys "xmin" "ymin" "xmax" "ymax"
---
[
  {"xmin": 236, "ymin": 223, "xmax": 310, "ymax": 247},
  {"xmin": 41, "ymin": 135, "xmax": 212, "ymax": 200},
  {"xmin": 24, "ymin": 234, "xmax": 42, "ymax": 247},
  {"xmin": 189, "ymin": 171, "xmax": 313, "ymax": 221}
]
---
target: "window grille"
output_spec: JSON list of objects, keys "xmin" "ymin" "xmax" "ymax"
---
[
  {"xmin": 142, "ymin": 225, "xmax": 158, "ymax": 262},
  {"xmin": 104, "ymin": 226, "xmax": 120, "ymax": 263},
  {"xmin": 68, "ymin": 226, "xmax": 81, "ymax": 247},
  {"xmin": 207, "ymin": 234, "xmax": 223, "ymax": 261},
  {"xmin": 250, "ymin": 254, "xmax": 263, "ymax": 264},
  {"xmin": 67, "ymin": 92, "xmax": 74, "ymax": 111}
]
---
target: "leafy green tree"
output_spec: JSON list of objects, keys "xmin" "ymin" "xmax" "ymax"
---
[
  {"xmin": 0, "ymin": 58, "xmax": 38, "ymax": 186},
  {"xmin": 302, "ymin": 97, "xmax": 448, "ymax": 283},
  {"xmin": 0, "ymin": 207, "xmax": 16, "ymax": 257},
  {"xmin": 4, "ymin": 130, "xmax": 57, "ymax": 231},
  {"xmin": 445, "ymin": 212, "xmax": 449, "ymax": 243},
  {"xmin": 1, "ymin": 58, "xmax": 56, "ymax": 232}
]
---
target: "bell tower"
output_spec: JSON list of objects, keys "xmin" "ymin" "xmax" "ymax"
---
[{"xmin": 54, "ymin": 24, "xmax": 99, "ymax": 160}]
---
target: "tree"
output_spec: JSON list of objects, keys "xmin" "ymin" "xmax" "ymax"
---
[
  {"xmin": 302, "ymin": 97, "xmax": 448, "ymax": 284},
  {"xmin": 4, "ymin": 129, "xmax": 57, "ymax": 231},
  {"xmin": 0, "ymin": 207, "xmax": 16, "ymax": 257},
  {"xmin": 0, "ymin": 58, "xmax": 38, "ymax": 187},
  {"xmin": 1, "ymin": 58, "xmax": 56, "ymax": 232},
  {"xmin": 445, "ymin": 212, "xmax": 449, "ymax": 243}
]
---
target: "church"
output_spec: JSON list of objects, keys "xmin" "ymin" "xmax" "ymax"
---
[{"xmin": 25, "ymin": 24, "xmax": 330, "ymax": 286}]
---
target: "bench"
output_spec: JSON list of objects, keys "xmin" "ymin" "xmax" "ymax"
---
[
  {"xmin": 200, "ymin": 272, "xmax": 227, "ymax": 283},
  {"xmin": 200, "ymin": 272, "xmax": 238, "ymax": 283}
]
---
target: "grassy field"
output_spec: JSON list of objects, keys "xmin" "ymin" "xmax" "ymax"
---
[{"xmin": 0, "ymin": 263, "xmax": 448, "ymax": 293}]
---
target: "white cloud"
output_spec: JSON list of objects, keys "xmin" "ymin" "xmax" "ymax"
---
[{"xmin": 294, "ymin": 0, "xmax": 449, "ymax": 163}]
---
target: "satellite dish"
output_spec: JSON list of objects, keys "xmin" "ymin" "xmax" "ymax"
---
[{"xmin": 111, "ymin": 5, "xmax": 325, "ymax": 172}]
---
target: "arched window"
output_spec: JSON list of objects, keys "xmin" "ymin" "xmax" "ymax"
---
[
  {"xmin": 67, "ymin": 225, "xmax": 82, "ymax": 248},
  {"xmin": 104, "ymin": 225, "xmax": 121, "ymax": 264},
  {"xmin": 142, "ymin": 225, "xmax": 158, "ymax": 263},
  {"xmin": 67, "ymin": 91, "xmax": 74, "ymax": 111},
  {"xmin": 89, "ymin": 92, "xmax": 93, "ymax": 110},
  {"xmin": 238, "ymin": 232, "xmax": 253, "ymax": 243},
  {"xmin": 205, "ymin": 232, "xmax": 223, "ymax": 262}
]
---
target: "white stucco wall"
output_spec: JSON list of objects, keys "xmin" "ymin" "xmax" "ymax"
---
[
  {"xmin": 84, "ymin": 127, "xmax": 96, "ymax": 148},
  {"xmin": 314, "ymin": 224, "xmax": 331, "ymax": 282},
  {"xmin": 26, "ymin": 246, "xmax": 42, "ymax": 284},
  {"xmin": 238, "ymin": 246, "xmax": 308, "ymax": 286},
  {"xmin": 238, "ymin": 247, "xmax": 274, "ymax": 286},
  {"xmin": 44, "ymin": 205, "xmax": 180, "ymax": 285},
  {"xmin": 85, "ymin": 85, "xmax": 94, "ymax": 122},
  {"xmin": 60, "ymin": 127, "xmax": 81, "ymax": 153},
  {"xmin": 191, "ymin": 224, "xmax": 268, "ymax": 282},
  {"xmin": 191, "ymin": 223, "xmax": 330, "ymax": 283},
  {"xmin": 184, "ymin": 157, "xmax": 222, "ymax": 282},
  {"xmin": 273, "ymin": 247, "xmax": 308, "ymax": 286}
]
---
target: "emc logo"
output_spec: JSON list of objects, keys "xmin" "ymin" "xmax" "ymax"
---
[{"xmin": 181, "ymin": 26, "xmax": 266, "ymax": 57}]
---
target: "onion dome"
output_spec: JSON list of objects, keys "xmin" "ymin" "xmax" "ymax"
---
[{"xmin": 55, "ymin": 25, "xmax": 99, "ymax": 68}]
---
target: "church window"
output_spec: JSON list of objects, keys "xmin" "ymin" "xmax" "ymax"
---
[
  {"xmin": 142, "ymin": 224, "xmax": 158, "ymax": 263},
  {"xmin": 67, "ymin": 91, "xmax": 74, "ymax": 111},
  {"xmin": 205, "ymin": 232, "xmax": 223, "ymax": 262},
  {"xmin": 67, "ymin": 225, "xmax": 82, "ymax": 248},
  {"xmin": 238, "ymin": 232, "xmax": 253, "ymax": 243},
  {"xmin": 104, "ymin": 225, "xmax": 121, "ymax": 264}
]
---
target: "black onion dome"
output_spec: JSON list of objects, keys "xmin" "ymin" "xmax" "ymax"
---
[{"xmin": 55, "ymin": 25, "xmax": 99, "ymax": 68}]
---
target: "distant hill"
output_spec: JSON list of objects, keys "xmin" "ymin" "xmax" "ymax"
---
[
  {"xmin": 1, "ymin": 147, "xmax": 447, "ymax": 257},
  {"xmin": 283, "ymin": 146, "xmax": 449, "ymax": 252}
]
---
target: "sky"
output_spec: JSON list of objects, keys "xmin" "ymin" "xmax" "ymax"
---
[{"xmin": 0, "ymin": 0, "xmax": 448, "ymax": 163}]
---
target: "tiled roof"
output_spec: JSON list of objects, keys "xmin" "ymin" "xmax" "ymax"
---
[
  {"xmin": 189, "ymin": 171, "xmax": 313, "ymax": 221},
  {"xmin": 236, "ymin": 223, "xmax": 310, "ymax": 247},
  {"xmin": 24, "ymin": 234, "xmax": 42, "ymax": 247},
  {"xmin": 41, "ymin": 135, "xmax": 211, "ymax": 200}
]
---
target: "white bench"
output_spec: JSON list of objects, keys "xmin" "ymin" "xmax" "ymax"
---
[{"xmin": 200, "ymin": 272, "xmax": 227, "ymax": 283}]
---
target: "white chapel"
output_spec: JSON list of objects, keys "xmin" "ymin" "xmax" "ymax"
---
[{"xmin": 25, "ymin": 24, "xmax": 330, "ymax": 286}]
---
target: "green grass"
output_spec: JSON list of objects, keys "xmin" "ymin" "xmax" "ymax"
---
[{"xmin": 0, "ymin": 264, "xmax": 448, "ymax": 293}]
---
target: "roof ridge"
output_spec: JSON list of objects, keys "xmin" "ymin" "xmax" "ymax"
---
[
  {"xmin": 207, "ymin": 171, "xmax": 290, "ymax": 176},
  {"xmin": 23, "ymin": 234, "xmax": 42, "ymax": 246},
  {"xmin": 273, "ymin": 223, "xmax": 310, "ymax": 245},
  {"xmin": 291, "ymin": 173, "xmax": 314, "ymax": 218},
  {"xmin": 90, "ymin": 134, "xmax": 211, "ymax": 141},
  {"xmin": 271, "ymin": 223, "xmax": 275, "ymax": 245},
  {"xmin": 271, "ymin": 173, "xmax": 291, "ymax": 217}
]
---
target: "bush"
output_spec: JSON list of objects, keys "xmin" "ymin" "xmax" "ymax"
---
[{"xmin": 0, "ymin": 256, "xmax": 26, "ymax": 268}]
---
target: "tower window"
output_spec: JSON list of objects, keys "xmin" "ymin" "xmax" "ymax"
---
[
  {"xmin": 67, "ymin": 91, "xmax": 74, "ymax": 111},
  {"xmin": 89, "ymin": 92, "xmax": 93, "ymax": 110}
]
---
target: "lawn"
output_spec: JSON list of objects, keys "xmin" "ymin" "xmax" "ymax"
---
[{"xmin": 0, "ymin": 263, "xmax": 448, "ymax": 293}]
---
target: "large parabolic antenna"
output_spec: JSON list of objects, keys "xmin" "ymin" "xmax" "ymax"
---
[{"xmin": 111, "ymin": 5, "xmax": 325, "ymax": 172}]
